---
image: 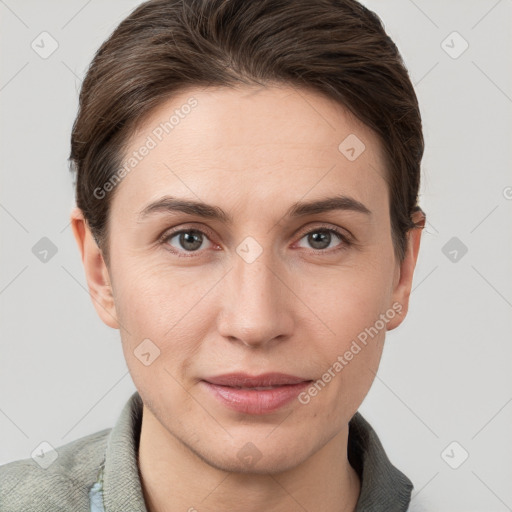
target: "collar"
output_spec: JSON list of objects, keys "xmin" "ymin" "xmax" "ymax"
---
[
  {"xmin": 349, "ymin": 411, "xmax": 413, "ymax": 511},
  {"xmin": 101, "ymin": 391, "xmax": 147, "ymax": 511},
  {"xmin": 98, "ymin": 391, "xmax": 412, "ymax": 511}
]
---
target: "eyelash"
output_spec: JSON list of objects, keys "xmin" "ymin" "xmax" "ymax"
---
[{"xmin": 158, "ymin": 224, "xmax": 353, "ymax": 258}]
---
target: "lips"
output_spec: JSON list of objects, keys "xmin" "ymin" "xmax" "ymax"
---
[
  {"xmin": 201, "ymin": 373, "xmax": 313, "ymax": 414},
  {"xmin": 203, "ymin": 372, "xmax": 310, "ymax": 388}
]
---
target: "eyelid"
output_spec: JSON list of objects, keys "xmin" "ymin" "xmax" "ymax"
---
[
  {"xmin": 294, "ymin": 222, "xmax": 353, "ymax": 242},
  {"xmin": 158, "ymin": 223, "xmax": 217, "ymax": 245},
  {"xmin": 291, "ymin": 223, "xmax": 353, "ymax": 254}
]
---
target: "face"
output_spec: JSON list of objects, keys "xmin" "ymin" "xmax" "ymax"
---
[{"xmin": 72, "ymin": 84, "xmax": 422, "ymax": 474}]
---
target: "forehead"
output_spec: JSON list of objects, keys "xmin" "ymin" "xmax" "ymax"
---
[{"xmin": 112, "ymin": 84, "xmax": 388, "ymax": 217}]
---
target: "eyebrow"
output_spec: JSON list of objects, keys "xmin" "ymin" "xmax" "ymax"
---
[{"xmin": 137, "ymin": 194, "xmax": 372, "ymax": 223}]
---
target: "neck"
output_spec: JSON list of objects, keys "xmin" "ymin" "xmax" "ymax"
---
[{"xmin": 137, "ymin": 404, "xmax": 360, "ymax": 512}]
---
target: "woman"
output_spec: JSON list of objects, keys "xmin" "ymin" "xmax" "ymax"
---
[{"xmin": 0, "ymin": 0, "xmax": 426, "ymax": 510}]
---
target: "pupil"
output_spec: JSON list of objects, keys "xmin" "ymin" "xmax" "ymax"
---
[
  {"xmin": 181, "ymin": 231, "xmax": 202, "ymax": 251},
  {"xmin": 309, "ymin": 231, "xmax": 330, "ymax": 249}
]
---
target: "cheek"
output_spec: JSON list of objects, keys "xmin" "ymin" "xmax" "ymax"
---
[
  {"xmin": 295, "ymin": 261, "xmax": 392, "ymax": 390},
  {"xmin": 114, "ymin": 272, "xmax": 202, "ymax": 411},
  {"xmin": 298, "ymin": 258, "xmax": 394, "ymax": 336},
  {"xmin": 110, "ymin": 265, "xmax": 191, "ymax": 374},
  {"xmin": 112, "ymin": 257, "xmax": 202, "ymax": 332}
]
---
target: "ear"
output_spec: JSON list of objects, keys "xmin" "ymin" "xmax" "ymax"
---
[
  {"xmin": 70, "ymin": 207, "xmax": 119, "ymax": 329},
  {"xmin": 386, "ymin": 208, "xmax": 426, "ymax": 331}
]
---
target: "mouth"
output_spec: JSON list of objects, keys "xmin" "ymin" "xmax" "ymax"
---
[
  {"xmin": 201, "ymin": 372, "xmax": 313, "ymax": 414},
  {"xmin": 203, "ymin": 372, "xmax": 310, "ymax": 388}
]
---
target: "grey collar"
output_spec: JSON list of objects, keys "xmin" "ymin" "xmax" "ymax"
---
[{"xmin": 349, "ymin": 411, "xmax": 413, "ymax": 511}]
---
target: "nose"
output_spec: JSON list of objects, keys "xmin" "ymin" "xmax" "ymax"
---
[{"xmin": 216, "ymin": 247, "xmax": 294, "ymax": 349}]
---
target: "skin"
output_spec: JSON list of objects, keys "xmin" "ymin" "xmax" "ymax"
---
[{"xmin": 71, "ymin": 84, "xmax": 424, "ymax": 512}]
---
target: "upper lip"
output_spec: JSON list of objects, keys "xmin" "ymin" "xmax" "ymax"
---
[{"xmin": 203, "ymin": 372, "xmax": 311, "ymax": 387}]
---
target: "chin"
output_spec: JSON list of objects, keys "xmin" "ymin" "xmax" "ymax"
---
[
  {"xmin": 204, "ymin": 447, "xmax": 308, "ymax": 475},
  {"xmin": 189, "ymin": 429, "xmax": 315, "ymax": 475}
]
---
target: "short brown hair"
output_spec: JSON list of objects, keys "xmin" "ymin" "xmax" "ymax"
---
[{"xmin": 70, "ymin": 0, "xmax": 425, "ymax": 267}]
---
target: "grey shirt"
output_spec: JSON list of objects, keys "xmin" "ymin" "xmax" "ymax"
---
[{"xmin": 0, "ymin": 391, "xmax": 413, "ymax": 511}]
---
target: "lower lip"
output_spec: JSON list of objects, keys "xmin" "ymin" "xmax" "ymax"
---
[{"xmin": 201, "ymin": 381, "xmax": 311, "ymax": 415}]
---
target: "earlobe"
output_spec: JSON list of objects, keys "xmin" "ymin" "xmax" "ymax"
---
[
  {"xmin": 387, "ymin": 209, "xmax": 426, "ymax": 331},
  {"xmin": 70, "ymin": 207, "xmax": 120, "ymax": 330}
]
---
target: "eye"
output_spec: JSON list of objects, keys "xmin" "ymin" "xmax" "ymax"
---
[
  {"xmin": 159, "ymin": 224, "xmax": 351, "ymax": 257},
  {"xmin": 161, "ymin": 228, "xmax": 214, "ymax": 256},
  {"xmin": 295, "ymin": 226, "xmax": 351, "ymax": 253}
]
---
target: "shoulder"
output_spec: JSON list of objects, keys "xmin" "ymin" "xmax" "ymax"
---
[{"xmin": 0, "ymin": 427, "xmax": 111, "ymax": 512}]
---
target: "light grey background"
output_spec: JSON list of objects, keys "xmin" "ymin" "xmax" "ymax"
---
[{"xmin": 1, "ymin": 1, "xmax": 511, "ymax": 510}]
